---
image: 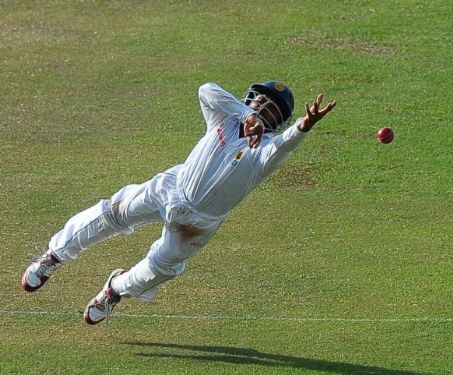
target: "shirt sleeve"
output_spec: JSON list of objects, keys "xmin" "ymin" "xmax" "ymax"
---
[
  {"xmin": 198, "ymin": 83, "xmax": 255, "ymax": 129},
  {"xmin": 257, "ymin": 118, "xmax": 310, "ymax": 177}
]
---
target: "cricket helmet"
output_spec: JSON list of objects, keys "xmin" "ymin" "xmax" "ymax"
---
[{"xmin": 244, "ymin": 80, "xmax": 294, "ymax": 131}]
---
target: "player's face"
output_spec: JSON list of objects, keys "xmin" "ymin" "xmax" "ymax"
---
[{"xmin": 249, "ymin": 94, "xmax": 283, "ymax": 130}]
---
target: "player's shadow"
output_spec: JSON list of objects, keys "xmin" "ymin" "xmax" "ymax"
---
[{"xmin": 125, "ymin": 341, "xmax": 426, "ymax": 375}]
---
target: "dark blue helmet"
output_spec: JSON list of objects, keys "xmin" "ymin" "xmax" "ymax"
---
[{"xmin": 244, "ymin": 80, "xmax": 295, "ymax": 131}]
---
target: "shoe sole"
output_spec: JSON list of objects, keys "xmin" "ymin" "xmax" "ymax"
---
[{"xmin": 83, "ymin": 296, "xmax": 102, "ymax": 325}]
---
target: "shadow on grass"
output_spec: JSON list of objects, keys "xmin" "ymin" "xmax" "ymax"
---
[{"xmin": 125, "ymin": 341, "xmax": 426, "ymax": 375}]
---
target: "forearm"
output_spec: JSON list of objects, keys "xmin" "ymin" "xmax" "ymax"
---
[
  {"xmin": 267, "ymin": 119, "xmax": 310, "ymax": 154},
  {"xmin": 199, "ymin": 83, "xmax": 253, "ymax": 121}
]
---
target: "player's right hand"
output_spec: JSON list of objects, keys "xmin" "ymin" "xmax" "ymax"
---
[{"xmin": 244, "ymin": 114, "xmax": 264, "ymax": 148}]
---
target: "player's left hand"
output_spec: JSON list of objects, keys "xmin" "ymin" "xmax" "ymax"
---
[{"xmin": 244, "ymin": 114, "xmax": 265, "ymax": 148}]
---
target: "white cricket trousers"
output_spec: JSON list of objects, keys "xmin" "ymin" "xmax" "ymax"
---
[{"xmin": 49, "ymin": 166, "xmax": 223, "ymax": 301}]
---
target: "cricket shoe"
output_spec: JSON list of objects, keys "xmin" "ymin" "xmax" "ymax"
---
[
  {"xmin": 21, "ymin": 248, "xmax": 63, "ymax": 292},
  {"xmin": 83, "ymin": 269, "xmax": 126, "ymax": 325}
]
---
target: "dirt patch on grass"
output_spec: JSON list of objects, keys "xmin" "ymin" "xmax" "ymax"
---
[
  {"xmin": 267, "ymin": 163, "xmax": 317, "ymax": 190},
  {"xmin": 287, "ymin": 32, "xmax": 395, "ymax": 55}
]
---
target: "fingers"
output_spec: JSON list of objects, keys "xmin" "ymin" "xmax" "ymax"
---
[
  {"xmin": 246, "ymin": 132, "xmax": 262, "ymax": 148},
  {"xmin": 250, "ymin": 136, "xmax": 261, "ymax": 148},
  {"xmin": 303, "ymin": 94, "xmax": 336, "ymax": 131},
  {"xmin": 247, "ymin": 135, "xmax": 254, "ymax": 148},
  {"xmin": 248, "ymin": 125, "xmax": 263, "ymax": 148},
  {"xmin": 309, "ymin": 94, "xmax": 336, "ymax": 115},
  {"xmin": 244, "ymin": 118, "xmax": 264, "ymax": 148},
  {"xmin": 319, "ymin": 100, "xmax": 337, "ymax": 116},
  {"xmin": 244, "ymin": 123, "xmax": 263, "ymax": 135},
  {"xmin": 306, "ymin": 94, "xmax": 323, "ymax": 117},
  {"xmin": 313, "ymin": 100, "xmax": 319, "ymax": 114},
  {"xmin": 327, "ymin": 100, "xmax": 336, "ymax": 112},
  {"xmin": 317, "ymin": 93, "xmax": 324, "ymax": 105},
  {"xmin": 305, "ymin": 102, "xmax": 312, "ymax": 118}
]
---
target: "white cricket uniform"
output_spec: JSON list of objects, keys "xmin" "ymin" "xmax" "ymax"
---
[{"xmin": 49, "ymin": 83, "xmax": 309, "ymax": 300}]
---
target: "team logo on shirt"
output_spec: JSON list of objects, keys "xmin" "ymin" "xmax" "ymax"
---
[
  {"xmin": 231, "ymin": 150, "xmax": 244, "ymax": 166},
  {"xmin": 217, "ymin": 124, "xmax": 226, "ymax": 148}
]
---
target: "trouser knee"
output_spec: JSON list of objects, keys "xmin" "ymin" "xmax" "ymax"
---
[
  {"xmin": 109, "ymin": 199, "xmax": 131, "ymax": 231},
  {"xmin": 113, "ymin": 258, "xmax": 183, "ymax": 302},
  {"xmin": 50, "ymin": 199, "xmax": 130, "ymax": 261}
]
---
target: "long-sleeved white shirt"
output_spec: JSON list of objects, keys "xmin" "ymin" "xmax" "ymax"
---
[{"xmin": 176, "ymin": 83, "xmax": 308, "ymax": 218}]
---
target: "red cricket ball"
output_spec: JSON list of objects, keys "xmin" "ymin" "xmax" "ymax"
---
[{"xmin": 377, "ymin": 127, "xmax": 394, "ymax": 144}]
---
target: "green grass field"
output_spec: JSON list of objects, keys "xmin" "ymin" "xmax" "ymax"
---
[{"xmin": 1, "ymin": 1, "xmax": 452, "ymax": 374}]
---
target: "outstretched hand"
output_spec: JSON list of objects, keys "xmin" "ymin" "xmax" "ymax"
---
[
  {"xmin": 299, "ymin": 94, "xmax": 336, "ymax": 132},
  {"xmin": 244, "ymin": 114, "xmax": 265, "ymax": 148}
]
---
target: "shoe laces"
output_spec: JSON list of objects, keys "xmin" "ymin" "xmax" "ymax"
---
[
  {"xmin": 104, "ymin": 288, "xmax": 121, "ymax": 324},
  {"xmin": 29, "ymin": 246, "xmax": 61, "ymax": 276}
]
